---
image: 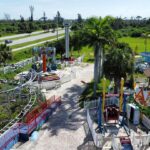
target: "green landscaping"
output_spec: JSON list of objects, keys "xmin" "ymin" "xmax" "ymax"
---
[
  {"xmin": 11, "ymin": 48, "xmax": 33, "ymax": 63},
  {"xmin": 72, "ymin": 46, "xmax": 94, "ymax": 63},
  {"xmin": 0, "ymin": 64, "xmax": 32, "ymax": 80},
  {"xmin": 119, "ymin": 37, "xmax": 150, "ymax": 54},
  {"xmin": 79, "ymin": 79, "xmax": 110, "ymax": 107}
]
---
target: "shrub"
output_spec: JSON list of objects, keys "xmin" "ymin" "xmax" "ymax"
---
[{"xmin": 130, "ymin": 29, "xmax": 143, "ymax": 37}]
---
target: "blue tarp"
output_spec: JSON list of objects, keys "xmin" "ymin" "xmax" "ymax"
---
[{"xmin": 141, "ymin": 52, "xmax": 150, "ymax": 63}]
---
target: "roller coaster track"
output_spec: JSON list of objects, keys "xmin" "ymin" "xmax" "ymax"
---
[{"xmin": 0, "ymin": 71, "xmax": 38, "ymax": 135}]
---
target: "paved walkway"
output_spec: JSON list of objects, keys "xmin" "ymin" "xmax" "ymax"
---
[{"xmin": 16, "ymin": 64, "xmax": 94, "ymax": 150}]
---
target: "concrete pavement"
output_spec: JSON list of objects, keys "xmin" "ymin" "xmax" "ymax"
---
[{"xmin": 15, "ymin": 64, "xmax": 94, "ymax": 150}]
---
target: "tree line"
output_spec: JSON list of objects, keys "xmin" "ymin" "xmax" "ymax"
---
[{"xmin": 0, "ymin": 8, "xmax": 65, "ymax": 36}]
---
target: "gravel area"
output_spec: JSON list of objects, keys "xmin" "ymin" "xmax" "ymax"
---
[{"xmin": 15, "ymin": 63, "xmax": 94, "ymax": 150}]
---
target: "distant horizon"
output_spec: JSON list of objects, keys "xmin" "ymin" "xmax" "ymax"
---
[
  {"xmin": 1, "ymin": 0, "xmax": 150, "ymax": 20},
  {"xmin": 0, "ymin": 15, "xmax": 150, "ymax": 21}
]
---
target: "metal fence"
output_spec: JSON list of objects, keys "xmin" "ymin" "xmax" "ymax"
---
[
  {"xmin": 87, "ymin": 109, "xmax": 104, "ymax": 148},
  {"xmin": 0, "ymin": 57, "xmax": 36, "ymax": 74},
  {"xmin": 84, "ymin": 97, "xmax": 119, "ymax": 110},
  {"xmin": 84, "ymin": 100, "xmax": 99, "ymax": 109},
  {"xmin": 0, "ymin": 71, "xmax": 37, "ymax": 134},
  {"xmin": 130, "ymin": 132, "xmax": 150, "ymax": 150}
]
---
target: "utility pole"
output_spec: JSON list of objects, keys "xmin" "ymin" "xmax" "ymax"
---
[
  {"xmin": 29, "ymin": 6, "xmax": 34, "ymax": 21},
  {"xmin": 56, "ymin": 12, "xmax": 59, "ymax": 41},
  {"xmin": 64, "ymin": 20, "xmax": 70, "ymax": 59}
]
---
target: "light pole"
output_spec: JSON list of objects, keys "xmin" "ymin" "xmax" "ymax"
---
[
  {"xmin": 64, "ymin": 20, "xmax": 70, "ymax": 59},
  {"xmin": 56, "ymin": 14, "xmax": 59, "ymax": 41}
]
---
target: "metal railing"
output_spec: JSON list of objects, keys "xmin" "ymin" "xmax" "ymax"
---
[
  {"xmin": 0, "ymin": 70, "xmax": 38, "ymax": 135},
  {"xmin": 87, "ymin": 109, "xmax": 104, "ymax": 148},
  {"xmin": 0, "ymin": 57, "xmax": 36, "ymax": 74}
]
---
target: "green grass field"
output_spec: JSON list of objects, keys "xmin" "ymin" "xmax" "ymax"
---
[
  {"xmin": 72, "ymin": 46, "xmax": 94, "ymax": 63},
  {"xmin": 119, "ymin": 37, "xmax": 150, "ymax": 54}
]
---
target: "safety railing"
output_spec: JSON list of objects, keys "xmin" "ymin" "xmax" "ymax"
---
[
  {"xmin": 87, "ymin": 109, "xmax": 104, "ymax": 148},
  {"xmin": 0, "ymin": 57, "xmax": 35, "ymax": 74}
]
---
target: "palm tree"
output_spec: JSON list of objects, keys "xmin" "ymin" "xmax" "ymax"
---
[
  {"xmin": 77, "ymin": 17, "xmax": 116, "ymax": 95},
  {"xmin": 104, "ymin": 42, "xmax": 134, "ymax": 93},
  {"xmin": 0, "ymin": 44, "xmax": 12, "ymax": 65}
]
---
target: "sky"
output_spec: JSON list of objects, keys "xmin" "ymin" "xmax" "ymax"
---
[{"xmin": 0, "ymin": 0, "xmax": 150, "ymax": 20}]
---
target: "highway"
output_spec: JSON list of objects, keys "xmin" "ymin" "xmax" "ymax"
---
[
  {"xmin": 0, "ymin": 28, "xmax": 63, "ymax": 41},
  {"xmin": 12, "ymin": 36, "xmax": 64, "ymax": 52},
  {"xmin": 7, "ymin": 30, "xmax": 64, "ymax": 46},
  {"xmin": 0, "ymin": 30, "xmax": 44, "ymax": 41}
]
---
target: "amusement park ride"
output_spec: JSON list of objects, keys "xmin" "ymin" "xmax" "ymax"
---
[
  {"xmin": 85, "ymin": 77, "xmax": 150, "ymax": 149},
  {"xmin": 0, "ymin": 22, "xmax": 84, "ymax": 150},
  {"xmin": 97, "ymin": 78, "xmax": 128, "ymax": 131}
]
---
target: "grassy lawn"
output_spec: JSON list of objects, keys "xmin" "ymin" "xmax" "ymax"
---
[
  {"xmin": 7, "ymin": 45, "xmax": 93, "ymax": 65},
  {"xmin": 0, "ymin": 63, "xmax": 32, "ymax": 80},
  {"xmin": 72, "ymin": 46, "xmax": 94, "ymax": 63},
  {"xmin": 79, "ymin": 79, "xmax": 110, "ymax": 107},
  {"xmin": 11, "ymin": 48, "xmax": 33, "ymax": 63},
  {"xmin": 10, "ymin": 33, "xmax": 64, "ymax": 49},
  {"xmin": 0, "ymin": 32, "xmax": 16, "ymax": 38},
  {"xmin": 119, "ymin": 37, "xmax": 150, "ymax": 54}
]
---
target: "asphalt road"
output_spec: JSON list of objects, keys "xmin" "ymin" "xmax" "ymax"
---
[
  {"xmin": 0, "ymin": 28, "xmax": 62, "ymax": 41},
  {"xmin": 7, "ymin": 30, "xmax": 64, "ymax": 46},
  {"xmin": 0, "ymin": 31, "xmax": 44, "ymax": 41},
  {"xmin": 12, "ymin": 36, "xmax": 64, "ymax": 52}
]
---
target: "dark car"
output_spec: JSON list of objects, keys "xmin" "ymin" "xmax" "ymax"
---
[{"xmin": 5, "ymin": 39, "xmax": 13, "ymax": 44}]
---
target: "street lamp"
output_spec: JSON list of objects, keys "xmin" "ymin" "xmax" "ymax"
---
[
  {"xmin": 56, "ymin": 14, "xmax": 59, "ymax": 41},
  {"xmin": 63, "ymin": 20, "xmax": 70, "ymax": 59}
]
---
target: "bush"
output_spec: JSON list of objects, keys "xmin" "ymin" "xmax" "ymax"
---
[{"xmin": 130, "ymin": 29, "xmax": 143, "ymax": 37}]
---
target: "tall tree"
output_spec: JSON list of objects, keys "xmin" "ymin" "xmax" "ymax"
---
[
  {"xmin": 43, "ymin": 12, "xmax": 47, "ymax": 22},
  {"xmin": 29, "ymin": 6, "xmax": 34, "ymax": 21},
  {"xmin": 4, "ymin": 13, "xmax": 11, "ymax": 21},
  {"xmin": 75, "ymin": 17, "xmax": 116, "ymax": 95},
  {"xmin": 55, "ymin": 11, "xmax": 64, "ymax": 27},
  {"xmin": 77, "ymin": 13, "xmax": 83, "ymax": 24},
  {"xmin": 20, "ymin": 15, "xmax": 24, "ymax": 22},
  {"xmin": 104, "ymin": 42, "xmax": 134, "ymax": 92}
]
